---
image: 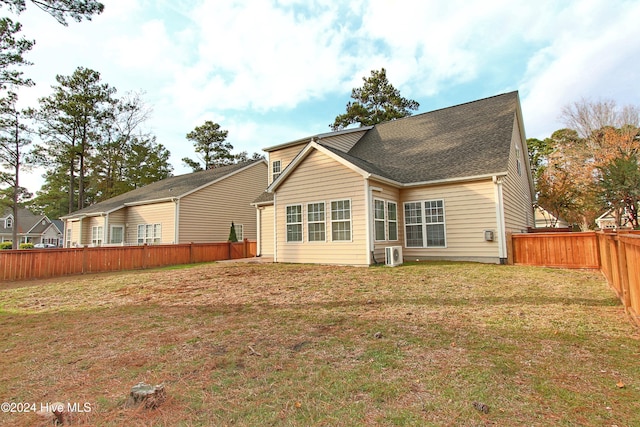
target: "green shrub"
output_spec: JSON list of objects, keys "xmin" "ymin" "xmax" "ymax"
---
[
  {"xmin": 0, "ymin": 241, "xmax": 12, "ymax": 250},
  {"xmin": 19, "ymin": 243, "xmax": 34, "ymax": 249}
]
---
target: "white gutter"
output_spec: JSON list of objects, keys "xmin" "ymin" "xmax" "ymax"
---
[
  {"xmin": 124, "ymin": 197, "xmax": 177, "ymax": 207},
  {"xmin": 493, "ymin": 176, "xmax": 507, "ymax": 262}
]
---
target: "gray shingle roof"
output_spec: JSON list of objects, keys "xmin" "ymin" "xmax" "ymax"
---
[
  {"xmin": 1, "ymin": 207, "xmax": 44, "ymax": 233},
  {"xmin": 63, "ymin": 160, "xmax": 263, "ymax": 218},
  {"xmin": 348, "ymin": 91, "xmax": 519, "ymax": 183}
]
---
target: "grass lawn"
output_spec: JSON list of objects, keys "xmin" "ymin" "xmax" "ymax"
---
[{"xmin": 0, "ymin": 261, "xmax": 639, "ymax": 426}]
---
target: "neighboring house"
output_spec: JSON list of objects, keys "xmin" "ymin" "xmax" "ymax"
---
[
  {"xmin": 534, "ymin": 206, "xmax": 570, "ymax": 228},
  {"xmin": 253, "ymin": 91, "xmax": 534, "ymax": 266},
  {"xmin": 0, "ymin": 207, "xmax": 63, "ymax": 246},
  {"xmin": 596, "ymin": 208, "xmax": 634, "ymax": 230},
  {"xmin": 61, "ymin": 160, "xmax": 267, "ymax": 247}
]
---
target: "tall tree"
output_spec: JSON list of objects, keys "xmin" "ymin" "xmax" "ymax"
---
[
  {"xmin": 598, "ymin": 153, "xmax": 640, "ymax": 229},
  {"xmin": 0, "ymin": 91, "xmax": 31, "ymax": 246},
  {"xmin": 0, "ymin": 0, "xmax": 104, "ymax": 25},
  {"xmin": 330, "ymin": 68, "xmax": 419, "ymax": 131},
  {"xmin": 534, "ymin": 100, "xmax": 640, "ymax": 230},
  {"xmin": 33, "ymin": 67, "xmax": 115, "ymax": 213},
  {"xmin": 0, "ymin": 17, "xmax": 33, "ymax": 91},
  {"xmin": 182, "ymin": 120, "xmax": 234, "ymax": 171}
]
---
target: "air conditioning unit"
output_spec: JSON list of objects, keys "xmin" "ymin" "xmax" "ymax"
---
[{"xmin": 385, "ymin": 246, "xmax": 403, "ymax": 267}]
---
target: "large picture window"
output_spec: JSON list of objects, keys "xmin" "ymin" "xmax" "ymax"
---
[
  {"xmin": 331, "ymin": 200, "xmax": 351, "ymax": 241},
  {"xmin": 307, "ymin": 202, "xmax": 325, "ymax": 242},
  {"xmin": 404, "ymin": 200, "xmax": 446, "ymax": 248},
  {"xmin": 110, "ymin": 225, "xmax": 124, "ymax": 244},
  {"xmin": 286, "ymin": 205, "xmax": 303, "ymax": 242}
]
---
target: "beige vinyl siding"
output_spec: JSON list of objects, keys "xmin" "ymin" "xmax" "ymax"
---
[
  {"xmin": 82, "ymin": 216, "xmax": 107, "ymax": 246},
  {"xmin": 258, "ymin": 204, "xmax": 274, "ymax": 256},
  {"xmin": 268, "ymin": 143, "xmax": 306, "ymax": 184},
  {"xmin": 276, "ymin": 150, "xmax": 368, "ymax": 265},
  {"xmin": 370, "ymin": 180, "xmax": 402, "ymax": 262},
  {"xmin": 179, "ymin": 162, "xmax": 267, "ymax": 243},
  {"xmin": 320, "ymin": 129, "xmax": 368, "ymax": 152},
  {"xmin": 107, "ymin": 209, "xmax": 126, "ymax": 244},
  {"xmin": 401, "ymin": 180, "xmax": 500, "ymax": 262},
  {"xmin": 126, "ymin": 202, "xmax": 176, "ymax": 244},
  {"xmin": 66, "ymin": 220, "xmax": 82, "ymax": 247},
  {"xmin": 503, "ymin": 116, "xmax": 534, "ymax": 232}
]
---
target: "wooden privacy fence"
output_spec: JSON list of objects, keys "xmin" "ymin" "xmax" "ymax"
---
[
  {"xmin": 0, "ymin": 240, "xmax": 257, "ymax": 281},
  {"xmin": 511, "ymin": 230, "xmax": 640, "ymax": 326},
  {"xmin": 597, "ymin": 232, "xmax": 640, "ymax": 327},
  {"xmin": 510, "ymin": 232, "xmax": 601, "ymax": 269}
]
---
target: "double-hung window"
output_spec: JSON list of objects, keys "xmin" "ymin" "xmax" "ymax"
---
[
  {"xmin": 404, "ymin": 199, "xmax": 446, "ymax": 248},
  {"xmin": 286, "ymin": 205, "xmax": 303, "ymax": 242},
  {"xmin": 404, "ymin": 202, "xmax": 423, "ymax": 247},
  {"xmin": 91, "ymin": 226, "xmax": 103, "ymax": 246},
  {"xmin": 235, "ymin": 224, "xmax": 244, "ymax": 240},
  {"xmin": 307, "ymin": 202, "xmax": 325, "ymax": 242},
  {"xmin": 331, "ymin": 200, "xmax": 351, "ymax": 241},
  {"xmin": 374, "ymin": 200, "xmax": 399, "ymax": 241},
  {"xmin": 387, "ymin": 202, "xmax": 398, "ymax": 241},
  {"xmin": 272, "ymin": 160, "xmax": 281, "ymax": 181},
  {"xmin": 137, "ymin": 223, "xmax": 162, "ymax": 244},
  {"xmin": 374, "ymin": 199, "xmax": 386, "ymax": 241}
]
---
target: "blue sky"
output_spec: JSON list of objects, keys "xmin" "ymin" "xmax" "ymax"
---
[{"xmin": 10, "ymin": 0, "xmax": 640, "ymax": 193}]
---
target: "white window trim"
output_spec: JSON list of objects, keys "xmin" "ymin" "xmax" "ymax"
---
[
  {"xmin": 403, "ymin": 199, "xmax": 447, "ymax": 248},
  {"xmin": 306, "ymin": 201, "xmax": 326, "ymax": 243},
  {"xmin": 272, "ymin": 160, "xmax": 281, "ymax": 181},
  {"xmin": 285, "ymin": 204, "xmax": 303, "ymax": 243},
  {"xmin": 374, "ymin": 198, "xmax": 386, "ymax": 242},
  {"xmin": 91, "ymin": 225, "xmax": 104, "ymax": 246},
  {"xmin": 330, "ymin": 198, "xmax": 352, "ymax": 242},
  {"xmin": 515, "ymin": 144, "xmax": 522, "ymax": 176},
  {"xmin": 5, "ymin": 216, "xmax": 13, "ymax": 228},
  {"xmin": 234, "ymin": 223, "xmax": 244, "ymax": 241}
]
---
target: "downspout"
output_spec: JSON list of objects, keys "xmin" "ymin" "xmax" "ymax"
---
[
  {"xmin": 493, "ymin": 176, "xmax": 507, "ymax": 264},
  {"xmin": 173, "ymin": 198, "xmax": 180, "ymax": 244},
  {"xmin": 364, "ymin": 179, "xmax": 373, "ymax": 265},
  {"xmin": 104, "ymin": 213, "xmax": 109, "ymax": 245},
  {"xmin": 256, "ymin": 207, "xmax": 262, "ymax": 257},
  {"xmin": 273, "ymin": 194, "xmax": 278, "ymax": 262}
]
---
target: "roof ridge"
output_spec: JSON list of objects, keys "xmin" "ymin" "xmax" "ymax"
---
[{"xmin": 372, "ymin": 91, "xmax": 519, "ymax": 128}]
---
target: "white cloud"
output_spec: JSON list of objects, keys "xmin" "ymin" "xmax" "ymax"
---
[{"xmin": 5, "ymin": 0, "xmax": 640, "ymax": 195}]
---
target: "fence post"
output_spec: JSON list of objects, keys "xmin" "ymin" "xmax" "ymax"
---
[
  {"xmin": 82, "ymin": 245, "xmax": 88, "ymax": 274},
  {"xmin": 142, "ymin": 244, "xmax": 147, "ymax": 270},
  {"xmin": 506, "ymin": 232, "xmax": 514, "ymax": 265},
  {"xmin": 189, "ymin": 242, "xmax": 194, "ymax": 264},
  {"xmin": 243, "ymin": 238, "xmax": 248, "ymax": 258},
  {"xmin": 616, "ymin": 237, "xmax": 632, "ymax": 312}
]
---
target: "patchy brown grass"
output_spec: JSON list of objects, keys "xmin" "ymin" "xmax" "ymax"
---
[{"xmin": 0, "ymin": 261, "xmax": 639, "ymax": 426}]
